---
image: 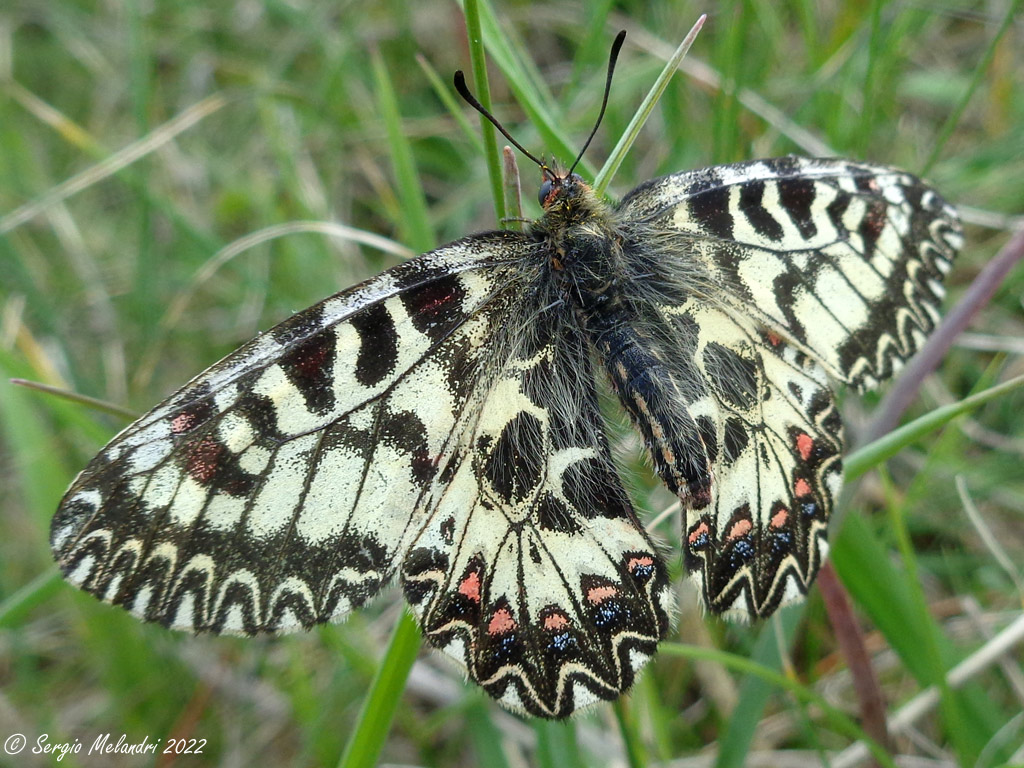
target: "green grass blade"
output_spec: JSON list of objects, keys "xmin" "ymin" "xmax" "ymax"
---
[
  {"xmin": 534, "ymin": 719, "xmax": 584, "ymax": 768},
  {"xmin": 882, "ymin": 473, "xmax": 983, "ymax": 764},
  {"xmin": 466, "ymin": 702, "xmax": 512, "ymax": 768},
  {"xmin": 372, "ymin": 50, "xmax": 435, "ymax": 253},
  {"xmin": 462, "ymin": 0, "xmax": 506, "ymax": 222},
  {"xmin": 713, "ymin": 607, "xmax": 802, "ymax": 768},
  {"xmin": 0, "ymin": 571, "xmax": 63, "ymax": 630},
  {"xmin": 613, "ymin": 698, "xmax": 646, "ymax": 768},
  {"xmin": 662, "ymin": 641, "xmax": 898, "ymax": 768},
  {"xmin": 10, "ymin": 378, "xmax": 137, "ymax": 420},
  {"xmin": 921, "ymin": 0, "xmax": 1023, "ymax": 175},
  {"xmin": 336, "ymin": 610, "xmax": 422, "ymax": 768},
  {"xmin": 845, "ymin": 374, "xmax": 1024, "ymax": 481},
  {"xmin": 457, "ymin": 0, "xmax": 581, "ymax": 177},
  {"xmin": 415, "ymin": 54, "xmax": 486, "ymax": 155},
  {"xmin": 593, "ymin": 15, "xmax": 706, "ymax": 197}
]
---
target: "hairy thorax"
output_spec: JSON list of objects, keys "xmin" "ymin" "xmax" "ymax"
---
[{"xmin": 529, "ymin": 178, "xmax": 714, "ymax": 508}]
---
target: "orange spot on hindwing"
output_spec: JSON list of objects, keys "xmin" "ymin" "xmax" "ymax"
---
[
  {"xmin": 796, "ymin": 432, "xmax": 814, "ymax": 461},
  {"xmin": 458, "ymin": 571, "xmax": 481, "ymax": 603},
  {"xmin": 488, "ymin": 607, "xmax": 516, "ymax": 635},
  {"xmin": 727, "ymin": 519, "xmax": 752, "ymax": 539},
  {"xmin": 771, "ymin": 507, "xmax": 789, "ymax": 528},
  {"xmin": 586, "ymin": 585, "xmax": 617, "ymax": 604},
  {"xmin": 543, "ymin": 612, "xmax": 569, "ymax": 631}
]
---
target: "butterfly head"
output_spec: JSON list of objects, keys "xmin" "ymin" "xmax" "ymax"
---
[{"xmin": 538, "ymin": 167, "xmax": 587, "ymax": 209}]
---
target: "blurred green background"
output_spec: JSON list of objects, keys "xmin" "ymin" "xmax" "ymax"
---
[{"xmin": 1, "ymin": 1, "xmax": 1022, "ymax": 766}]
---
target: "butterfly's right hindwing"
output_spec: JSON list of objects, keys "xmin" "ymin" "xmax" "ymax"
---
[{"xmin": 51, "ymin": 232, "xmax": 530, "ymax": 636}]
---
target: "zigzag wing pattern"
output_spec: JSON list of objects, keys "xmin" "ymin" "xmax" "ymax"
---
[
  {"xmin": 400, "ymin": 318, "xmax": 672, "ymax": 718},
  {"xmin": 618, "ymin": 157, "xmax": 963, "ymax": 389},
  {"xmin": 657, "ymin": 301, "xmax": 843, "ymax": 619},
  {"xmin": 50, "ymin": 233, "xmax": 530, "ymax": 635}
]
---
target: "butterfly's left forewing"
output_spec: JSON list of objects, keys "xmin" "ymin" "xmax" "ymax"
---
[
  {"xmin": 51, "ymin": 233, "xmax": 530, "ymax": 635},
  {"xmin": 619, "ymin": 157, "xmax": 962, "ymax": 390}
]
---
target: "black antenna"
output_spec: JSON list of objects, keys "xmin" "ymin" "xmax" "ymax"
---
[
  {"xmin": 568, "ymin": 29, "xmax": 626, "ymax": 177},
  {"xmin": 453, "ymin": 71, "xmax": 547, "ymax": 170}
]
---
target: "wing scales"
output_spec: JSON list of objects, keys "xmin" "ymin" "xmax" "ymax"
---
[
  {"xmin": 401, "ymin": 318, "xmax": 671, "ymax": 718},
  {"xmin": 51, "ymin": 234, "xmax": 529, "ymax": 635},
  {"xmin": 659, "ymin": 300, "xmax": 842, "ymax": 619},
  {"xmin": 618, "ymin": 157, "xmax": 962, "ymax": 389}
]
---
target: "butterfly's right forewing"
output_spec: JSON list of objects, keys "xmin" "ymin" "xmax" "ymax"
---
[{"xmin": 51, "ymin": 232, "xmax": 530, "ymax": 636}]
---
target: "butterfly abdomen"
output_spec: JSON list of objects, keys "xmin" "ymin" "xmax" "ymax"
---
[{"xmin": 577, "ymin": 292, "xmax": 712, "ymax": 508}]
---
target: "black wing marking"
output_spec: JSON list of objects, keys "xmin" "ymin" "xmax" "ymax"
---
[
  {"xmin": 618, "ymin": 157, "xmax": 962, "ymax": 389},
  {"xmin": 401, "ymin": 313, "xmax": 671, "ymax": 718},
  {"xmin": 51, "ymin": 232, "xmax": 530, "ymax": 635}
]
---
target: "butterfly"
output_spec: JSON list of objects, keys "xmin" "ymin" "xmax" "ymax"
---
[{"xmin": 50, "ymin": 31, "xmax": 962, "ymax": 718}]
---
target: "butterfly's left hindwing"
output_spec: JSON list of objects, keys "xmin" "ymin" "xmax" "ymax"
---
[
  {"xmin": 50, "ymin": 233, "xmax": 530, "ymax": 635},
  {"xmin": 661, "ymin": 300, "xmax": 842, "ymax": 619},
  {"xmin": 402, "ymin": 315, "xmax": 671, "ymax": 718}
]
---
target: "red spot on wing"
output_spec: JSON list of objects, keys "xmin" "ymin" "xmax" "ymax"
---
[
  {"xmin": 458, "ymin": 571, "xmax": 481, "ymax": 603},
  {"xmin": 862, "ymin": 201, "xmax": 886, "ymax": 239},
  {"xmin": 292, "ymin": 340, "xmax": 331, "ymax": 377},
  {"xmin": 543, "ymin": 612, "xmax": 569, "ymax": 631},
  {"xmin": 766, "ymin": 330, "xmax": 782, "ymax": 346},
  {"xmin": 586, "ymin": 585, "xmax": 617, "ymax": 604},
  {"xmin": 171, "ymin": 412, "xmax": 195, "ymax": 434},
  {"xmin": 796, "ymin": 432, "xmax": 814, "ymax": 461},
  {"xmin": 727, "ymin": 519, "xmax": 753, "ymax": 539},
  {"xmin": 421, "ymin": 293, "xmax": 454, "ymax": 314},
  {"xmin": 628, "ymin": 555, "xmax": 654, "ymax": 571},
  {"xmin": 184, "ymin": 435, "xmax": 225, "ymax": 484},
  {"xmin": 771, "ymin": 507, "xmax": 789, "ymax": 528},
  {"xmin": 488, "ymin": 607, "xmax": 516, "ymax": 635},
  {"xmin": 795, "ymin": 478, "xmax": 812, "ymax": 497},
  {"xmin": 688, "ymin": 521, "xmax": 710, "ymax": 545}
]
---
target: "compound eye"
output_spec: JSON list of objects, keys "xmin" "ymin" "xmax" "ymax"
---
[{"xmin": 538, "ymin": 179, "xmax": 553, "ymax": 206}]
